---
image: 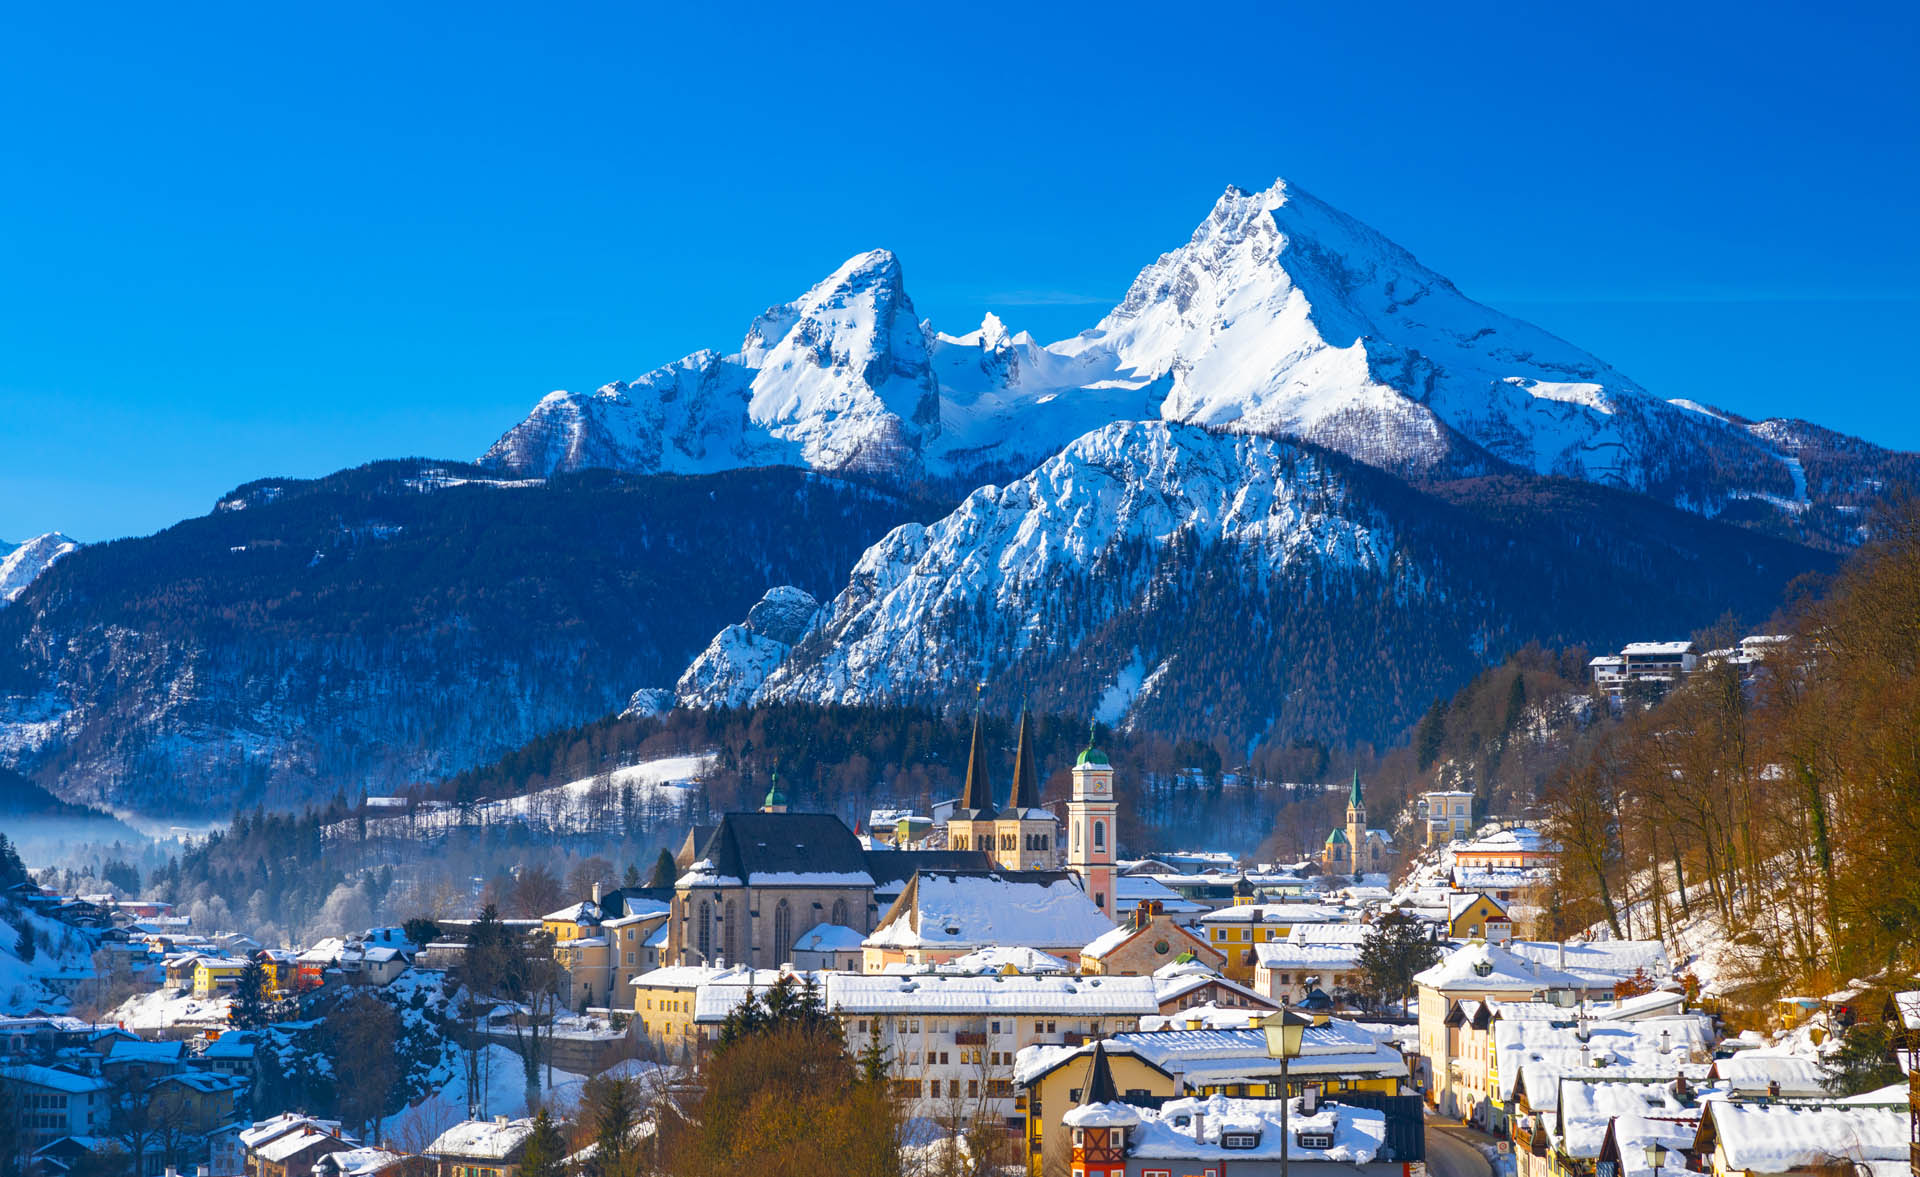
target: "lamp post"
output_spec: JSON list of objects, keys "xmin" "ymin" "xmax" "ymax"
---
[
  {"xmin": 1263, "ymin": 1004, "xmax": 1309, "ymax": 1177},
  {"xmin": 1645, "ymin": 1142, "xmax": 1668, "ymax": 1177}
]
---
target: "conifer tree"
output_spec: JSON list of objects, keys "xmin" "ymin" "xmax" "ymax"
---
[
  {"xmin": 519, "ymin": 1109, "xmax": 567, "ymax": 1177},
  {"xmin": 231, "ymin": 959, "xmax": 271, "ymax": 1029},
  {"xmin": 644, "ymin": 849, "xmax": 676, "ymax": 890}
]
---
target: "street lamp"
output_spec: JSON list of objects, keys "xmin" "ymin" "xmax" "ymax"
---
[
  {"xmin": 1262, "ymin": 1004, "xmax": 1310, "ymax": 1177},
  {"xmin": 1645, "ymin": 1142, "xmax": 1668, "ymax": 1177}
]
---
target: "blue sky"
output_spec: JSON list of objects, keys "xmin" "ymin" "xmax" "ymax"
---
[{"xmin": 3, "ymin": 2, "xmax": 1916, "ymax": 542}]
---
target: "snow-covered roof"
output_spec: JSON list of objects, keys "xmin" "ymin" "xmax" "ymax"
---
[
  {"xmin": 257, "ymin": 1129, "xmax": 347, "ymax": 1165},
  {"xmin": 1509, "ymin": 939, "xmax": 1671, "ymax": 984},
  {"xmin": 1253, "ymin": 942, "xmax": 1361, "ymax": 970},
  {"xmin": 1196, "ymin": 903, "xmax": 1343, "ymax": 925},
  {"xmin": 106, "ymin": 1037, "xmax": 186, "ymax": 1062},
  {"xmin": 1703, "ymin": 1103, "xmax": 1908, "ymax": 1172},
  {"xmin": 541, "ymin": 900, "xmax": 600, "ymax": 924},
  {"xmin": 1621, "ymin": 641, "xmax": 1695, "ymax": 656},
  {"xmin": 1062, "ymin": 1101, "xmax": 1142, "ymax": 1129},
  {"xmin": 1126, "ymin": 1094, "xmax": 1386, "ymax": 1164},
  {"xmin": 1894, "ymin": 991, "xmax": 1920, "ymax": 1031},
  {"xmin": 694, "ymin": 967, "xmax": 826, "ymax": 1023},
  {"xmin": 945, "ymin": 946, "xmax": 1074, "ymax": 974},
  {"xmin": 1458, "ymin": 827, "xmax": 1554, "ymax": 854},
  {"xmin": 1286, "ymin": 922, "xmax": 1372, "ymax": 945},
  {"xmin": 1115, "ymin": 874, "xmax": 1208, "ymax": 913},
  {"xmin": 601, "ymin": 902, "xmax": 670, "ymax": 927},
  {"xmin": 426, "ymin": 1118, "xmax": 536, "ymax": 1160},
  {"xmin": 1710, "ymin": 1052, "xmax": 1831, "ymax": 1097},
  {"xmin": 0, "ymin": 1065, "xmax": 110, "ymax": 1094},
  {"xmin": 825, "ymin": 972, "xmax": 1157, "ymax": 1016},
  {"xmin": 1556, "ymin": 1079, "xmax": 1694, "ymax": 1160},
  {"xmin": 866, "ymin": 870, "xmax": 1115, "ymax": 950},
  {"xmin": 316, "ymin": 1148, "xmax": 403, "ymax": 1177},
  {"xmin": 1413, "ymin": 941, "xmax": 1586, "ymax": 993},
  {"xmin": 238, "ymin": 1113, "xmax": 341, "ymax": 1151},
  {"xmin": 791, "ymin": 923, "xmax": 866, "ymax": 952},
  {"xmin": 1155, "ymin": 966, "xmax": 1270, "ymax": 1009},
  {"xmin": 1449, "ymin": 892, "xmax": 1510, "ymax": 921}
]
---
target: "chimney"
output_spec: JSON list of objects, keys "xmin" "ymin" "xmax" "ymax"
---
[
  {"xmin": 1191, "ymin": 1110, "xmax": 1205, "ymax": 1143},
  {"xmin": 592, "ymin": 881, "xmax": 603, "ymax": 906},
  {"xmin": 197, "ymin": 1168, "xmax": 210, "ymax": 1177},
  {"xmin": 496, "ymin": 1114, "xmax": 509, "ymax": 1126}
]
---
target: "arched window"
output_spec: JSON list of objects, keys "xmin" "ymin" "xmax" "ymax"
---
[
  {"xmin": 697, "ymin": 901, "xmax": 712, "ymax": 962},
  {"xmin": 830, "ymin": 898, "xmax": 850, "ymax": 928},
  {"xmin": 773, "ymin": 900, "xmax": 793, "ymax": 964},
  {"xmin": 723, "ymin": 900, "xmax": 740, "ymax": 966},
  {"xmin": 1093, "ymin": 821, "xmax": 1105, "ymax": 850}
]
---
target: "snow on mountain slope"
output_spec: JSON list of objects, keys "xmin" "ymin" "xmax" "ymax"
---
[
  {"xmin": 674, "ymin": 586, "xmax": 822, "ymax": 708},
  {"xmin": 484, "ymin": 251, "xmax": 940, "ymax": 478},
  {"xmin": 482, "ymin": 179, "xmax": 1901, "ymax": 546},
  {"xmin": 0, "ymin": 533, "xmax": 78, "ymax": 606},
  {"xmin": 754, "ymin": 420, "xmax": 1397, "ymax": 709},
  {"xmin": 1055, "ymin": 180, "xmax": 1809, "ymax": 505}
]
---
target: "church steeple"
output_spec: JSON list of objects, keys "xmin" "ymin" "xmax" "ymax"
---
[
  {"xmin": 1348, "ymin": 768, "xmax": 1364, "ymax": 811},
  {"xmin": 1008, "ymin": 704, "xmax": 1043, "ymax": 813},
  {"xmin": 957, "ymin": 708, "xmax": 998, "ymax": 819}
]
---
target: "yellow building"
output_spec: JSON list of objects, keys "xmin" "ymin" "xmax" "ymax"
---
[
  {"xmin": 1195, "ymin": 902, "xmax": 1347, "ymax": 983},
  {"xmin": 1447, "ymin": 892, "xmax": 1512, "ymax": 941},
  {"xmin": 631, "ymin": 965, "xmax": 715, "ymax": 1055},
  {"xmin": 1015, "ymin": 1013, "xmax": 1407, "ymax": 1175},
  {"xmin": 193, "ymin": 956, "xmax": 248, "ymax": 998}
]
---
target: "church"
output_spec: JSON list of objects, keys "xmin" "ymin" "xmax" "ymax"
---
[
  {"xmin": 1321, "ymin": 771, "xmax": 1394, "ymax": 876},
  {"xmin": 945, "ymin": 706, "xmax": 1061, "ymax": 872}
]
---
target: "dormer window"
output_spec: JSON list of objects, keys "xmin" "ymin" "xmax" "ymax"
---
[
  {"xmin": 1222, "ymin": 1132, "xmax": 1261, "ymax": 1150},
  {"xmin": 1298, "ymin": 1131, "xmax": 1334, "ymax": 1149}
]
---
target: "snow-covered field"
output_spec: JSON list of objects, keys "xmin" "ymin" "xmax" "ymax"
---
[
  {"xmin": 381, "ymin": 1046, "xmax": 666, "ymax": 1149},
  {"xmin": 108, "ymin": 985, "xmax": 233, "ymax": 1029},
  {"xmin": 0, "ymin": 904, "xmax": 96, "ymax": 1014},
  {"xmin": 340, "ymin": 754, "xmax": 712, "ymax": 840}
]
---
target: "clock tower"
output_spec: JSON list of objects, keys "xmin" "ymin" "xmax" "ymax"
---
[{"xmin": 1068, "ymin": 721, "xmax": 1118, "ymax": 921}]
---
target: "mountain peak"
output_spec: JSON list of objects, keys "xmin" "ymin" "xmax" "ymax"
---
[{"xmin": 0, "ymin": 532, "xmax": 79, "ymax": 606}]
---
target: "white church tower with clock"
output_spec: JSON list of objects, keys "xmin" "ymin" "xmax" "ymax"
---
[{"xmin": 1068, "ymin": 722, "xmax": 1118, "ymax": 922}]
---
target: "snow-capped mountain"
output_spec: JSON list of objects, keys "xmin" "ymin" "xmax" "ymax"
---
[
  {"xmin": 482, "ymin": 179, "xmax": 1911, "ymax": 548},
  {"xmin": 484, "ymin": 250, "xmax": 942, "ymax": 479},
  {"xmin": 758, "ymin": 422, "xmax": 1394, "ymax": 708},
  {"xmin": 673, "ymin": 586, "xmax": 822, "ymax": 709},
  {"xmin": 0, "ymin": 533, "xmax": 78, "ymax": 606},
  {"xmin": 727, "ymin": 420, "xmax": 1824, "ymax": 742}
]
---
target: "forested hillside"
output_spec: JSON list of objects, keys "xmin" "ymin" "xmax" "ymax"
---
[
  {"xmin": 0, "ymin": 461, "xmax": 945, "ymax": 815},
  {"xmin": 1538, "ymin": 495, "xmax": 1920, "ymax": 1001}
]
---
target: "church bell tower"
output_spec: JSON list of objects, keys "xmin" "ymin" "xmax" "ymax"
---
[{"xmin": 1068, "ymin": 722, "xmax": 1118, "ymax": 922}]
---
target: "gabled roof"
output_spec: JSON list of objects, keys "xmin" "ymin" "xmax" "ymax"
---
[
  {"xmin": 867, "ymin": 870, "xmax": 1116, "ymax": 950},
  {"xmin": 686, "ymin": 812, "xmax": 873, "ymax": 887},
  {"xmin": 863, "ymin": 849, "xmax": 992, "ymax": 891},
  {"xmin": 426, "ymin": 1118, "xmax": 536, "ymax": 1160},
  {"xmin": 1450, "ymin": 892, "xmax": 1510, "ymax": 921}
]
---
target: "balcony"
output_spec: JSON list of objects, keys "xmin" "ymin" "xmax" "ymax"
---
[{"xmin": 954, "ymin": 1031, "xmax": 987, "ymax": 1046}]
